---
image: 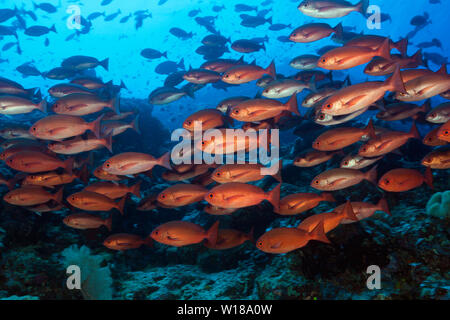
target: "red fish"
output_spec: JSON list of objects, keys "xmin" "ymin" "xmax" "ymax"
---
[
  {"xmin": 103, "ymin": 234, "xmax": 153, "ymax": 251},
  {"xmin": 5, "ymin": 151, "xmax": 74, "ymax": 174},
  {"xmin": 150, "ymin": 221, "xmax": 219, "ymax": 247},
  {"xmin": 256, "ymin": 221, "xmax": 330, "ymax": 254},
  {"xmin": 276, "ymin": 192, "xmax": 335, "ymax": 215},
  {"xmin": 378, "ymin": 168, "xmax": 433, "ymax": 192},
  {"xmin": 204, "ymin": 228, "xmax": 253, "ymax": 250},
  {"xmin": 311, "ymin": 166, "xmax": 378, "ymax": 191},
  {"xmin": 205, "ymin": 183, "xmax": 281, "ymax": 210},
  {"xmin": 63, "ymin": 213, "xmax": 112, "ymax": 231}
]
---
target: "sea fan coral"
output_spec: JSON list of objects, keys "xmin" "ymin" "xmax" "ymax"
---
[{"xmin": 61, "ymin": 245, "xmax": 113, "ymax": 300}]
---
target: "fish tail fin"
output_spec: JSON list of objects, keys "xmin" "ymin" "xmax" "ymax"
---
[
  {"xmin": 267, "ymin": 16, "xmax": 272, "ymax": 25},
  {"xmin": 437, "ymin": 63, "xmax": 447, "ymax": 75},
  {"xmin": 131, "ymin": 181, "xmax": 141, "ymax": 198},
  {"xmin": 178, "ymin": 58, "xmax": 185, "ymax": 70},
  {"xmin": 110, "ymin": 95, "xmax": 120, "ymax": 114},
  {"xmin": 333, "ymin": 22, "xmax": 343, "ymax": 39},
  {"xmin": 53, "ymin": 186, "xmax": 64, "ymax": 204},
  {"xmin": 116, "ymin": 196, "xmax": 126, "ymax": 215},
  {"xmin": 100, "ymin": 58, "xmax": 109, "ymax": 71},
  {"xmin": 143, "ymin": 237, "xmax": 153, "ymax": 248},
  {"xmin": 64, "ymin": 158, "xmax": 74, "ymax": 175},
  {"xmin": 119, "ymin": 80, "xmax": 127, "ymax": 90},
  {"xmin": 37, "ymin": 99, "xmax": 47, "ymax": 113},
  {"xmin": 272, "ymin": 159, "xmax": 283, "ymax": 182},
  {"xmin": 377, "ymin": 198, "xmax": 391, "ymax": 216},
  {"xmin": 420, "ymin": 99, "xmax": 431, "ymax": 113},
  {"xmin": 102, "ymin": 132, "xmax": 113, "ymax": 153},
  {"xmin": 265, "ymin": 60, "xmax": 276, "ymax": 78},
  {"xmin": 321, "ymin": 192, "xmax": 336, "ymax": 203},
  {"xmin": 309, "ymin": 220, "xmax": 331, "ymax": 244},
  {"xmin": 247, "ymin": 227, "xmax": 255, "ymax": 243},
  {"xmin": 184, "ymin": 86, "xmax": 196, "ymax": 99},
  {"xmin": 131, "ymin": 115, "xmax": 141, "ymax": 134},
  {"xmin": 77, "ymin": 163, "xmax": 89, "ymax": 184},
  {"xmin": 364, "ymin": 119, "xmax": 376, "ymax": 139},
  {"xmin": 424, "ymin": 167, "xmax": 434, "ymax": 189},
  {"xmin": 341, "ymin": 200, "xmax": 358, "ymax": 221},
  {"xmin": 104, "ymin": 214, "xmax": 113, "ymax": 232},
  {"xmin": 365, "ymin": 165, "xmax": 378, "ymax": 185},
  {"xmin": 205, "ymin": 221, "xmax": 220, "ymax": 247},
  {"xmin": 90, "ymin": 114, "xmax": 104, "ymax": 139},
  {"xmin": 376, "ymin": 38, "xmax": 391, "ymax": 60},
  {"xmin": 266, "ymin": 183, "xmax": 281, "ymax": 211},
  {"xmin": 6, "ymin": 178, "xmax": 15, "ymax": 190},
  {"xmin": 162, "ymin": 51, "xmax": 168, "ymax": 59},
  {"xmin": 285, "ymin": 93, "xmax": 300, "ymax": 115},
  {"xmin": 411, "ymin": 49, "xmax": 424, "ymax": 66},
  {"xmin": 395, "ymin": 38, "xmax": 408, "ymax": 57},
  {"xmin": 357, "ymin": 0, "xmax": 369, "ymax": 16},
  {"xmin": 157, "ymin": 152, "xmax": 172, "ymax": 170},
  {"xmin": 50, "ymin": 24, "xmax": 56, "ymax": 33},
  {"xmin": 385, "ymin": 65, "xmax": 406, "ymax": 94},
  {"xmin": 409, "ymin": 121, "xmax": 421, "ymax": 140}
]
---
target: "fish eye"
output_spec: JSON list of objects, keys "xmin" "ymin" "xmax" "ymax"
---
[
  {"xmin": 105, "ymin": 163, "xmax": 110, "ymax": 167},
  {"xmin": 325, "ymin": 104, "xmax": 332, "ymax": 109},
  {"xmin": 160, "ymin": 194, "xmax": 166, "ymax": 199},
  {"xmin": 201, "ymin": 141, "xmax": 206, "ymax": 146},
  {"xmin": 258, "ymin": 241, "xmax": 263, "ymax": 246},
  {"xmin": 322, "ymin": 58, "xmax": 326, "ymax": 63},
  {"xmin": 71, "ymin": 196, "xmax": 75, "ymax": 201},
  {"xmin": 233, "ymin": 109, "xmax": 239, "ymax": 114},
  {"xmin": 186, "ymin": 121, "xmax": 192, "ymax": 126},
  {"xmin": 154, "ymin": 230, "xmax": 159, "ymax": 235},
  {"xmin": 430, "ymin": 113, "xmax": 436, "ymax": 118},
  {"xmin": 444, "ymin": 130, "xmax": 449, "ymax": 136},
  {"xmin": 208, "ymin": 193, "xmax": 214, "ymax": 199},
  {"xmin": 224, "ymin": 74, "xmax": 229, "ymax": 78},
  {"xmin": 8, "ymin": 159, "xmax": 13, "ymax": 163},
  {"xmin": 314, "ymin": 180, "xmax": 319, "ymax": 184},
  {"xmin": 343, "ymin": 161, "xmax": 349, "ymax": 165},
  {"xmin": 319, "ymin": 114, "xmax": 325, "ymax": 120},
  {"xmin": 216, "ymin": 172, "xmax": 221, "ymax": 176},
  {"xmin": 32, "ymin": 127, "xmax": 36, "ymax": 131}
]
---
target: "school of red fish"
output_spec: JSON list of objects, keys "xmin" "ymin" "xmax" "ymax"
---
[{"xmin": 0, "ymin": 0, "xmax": 449, "ymax": 254}]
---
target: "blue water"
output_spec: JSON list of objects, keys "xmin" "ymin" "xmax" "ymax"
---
[{"xmin": 1, "ymin": 0, "xmax": 449, "ymax": 130}]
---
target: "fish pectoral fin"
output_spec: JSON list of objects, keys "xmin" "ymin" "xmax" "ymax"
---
[
  {"xmin": 345, "ymin": 95, "xmax": 366, "ymax": 107},
  {"xmin": 23, "ymin": 162, "xmax": 41, "ymax": 167},
  {"xmin": 329, "ymin": 178, "xmax": 347, "ymax": 186},
  {"xmin": 376, "ymin": 140, "xmax": 393, "ymax": 150},
  {"xmin": 68, "ymin": 104, "xmax": 88, "ymax": 111},
  {"xmin": 174, "ymin": 195, "xmax": 193, "ymax": 202},
  {"xmin": 167, "ymin": 234, "xmax": 181, "ymax": 241},
  {"xmin": 49, "ymin": 127, "xmax": 68, "ymax": 135},
  {"xmin": 230, "ymin": 171, "xmax": 253, "ymax": 179},
  {"xmin": 224, "ymin": 195, "xmax": 245, "ymax": 202},
  {"xmin": 248, "ymin": 109, "xmax": 269, "ymax": 117},
  {"xmin": 271, "ymin": 241, "xmax": 282, "ymax": 249},
  {"xmin": 416, "ymin": 86, "xmax": 435, "ymax": 96},
  {"xmin": 119, "ymin": 162, "xmax": 139, "ymax": 171}
]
